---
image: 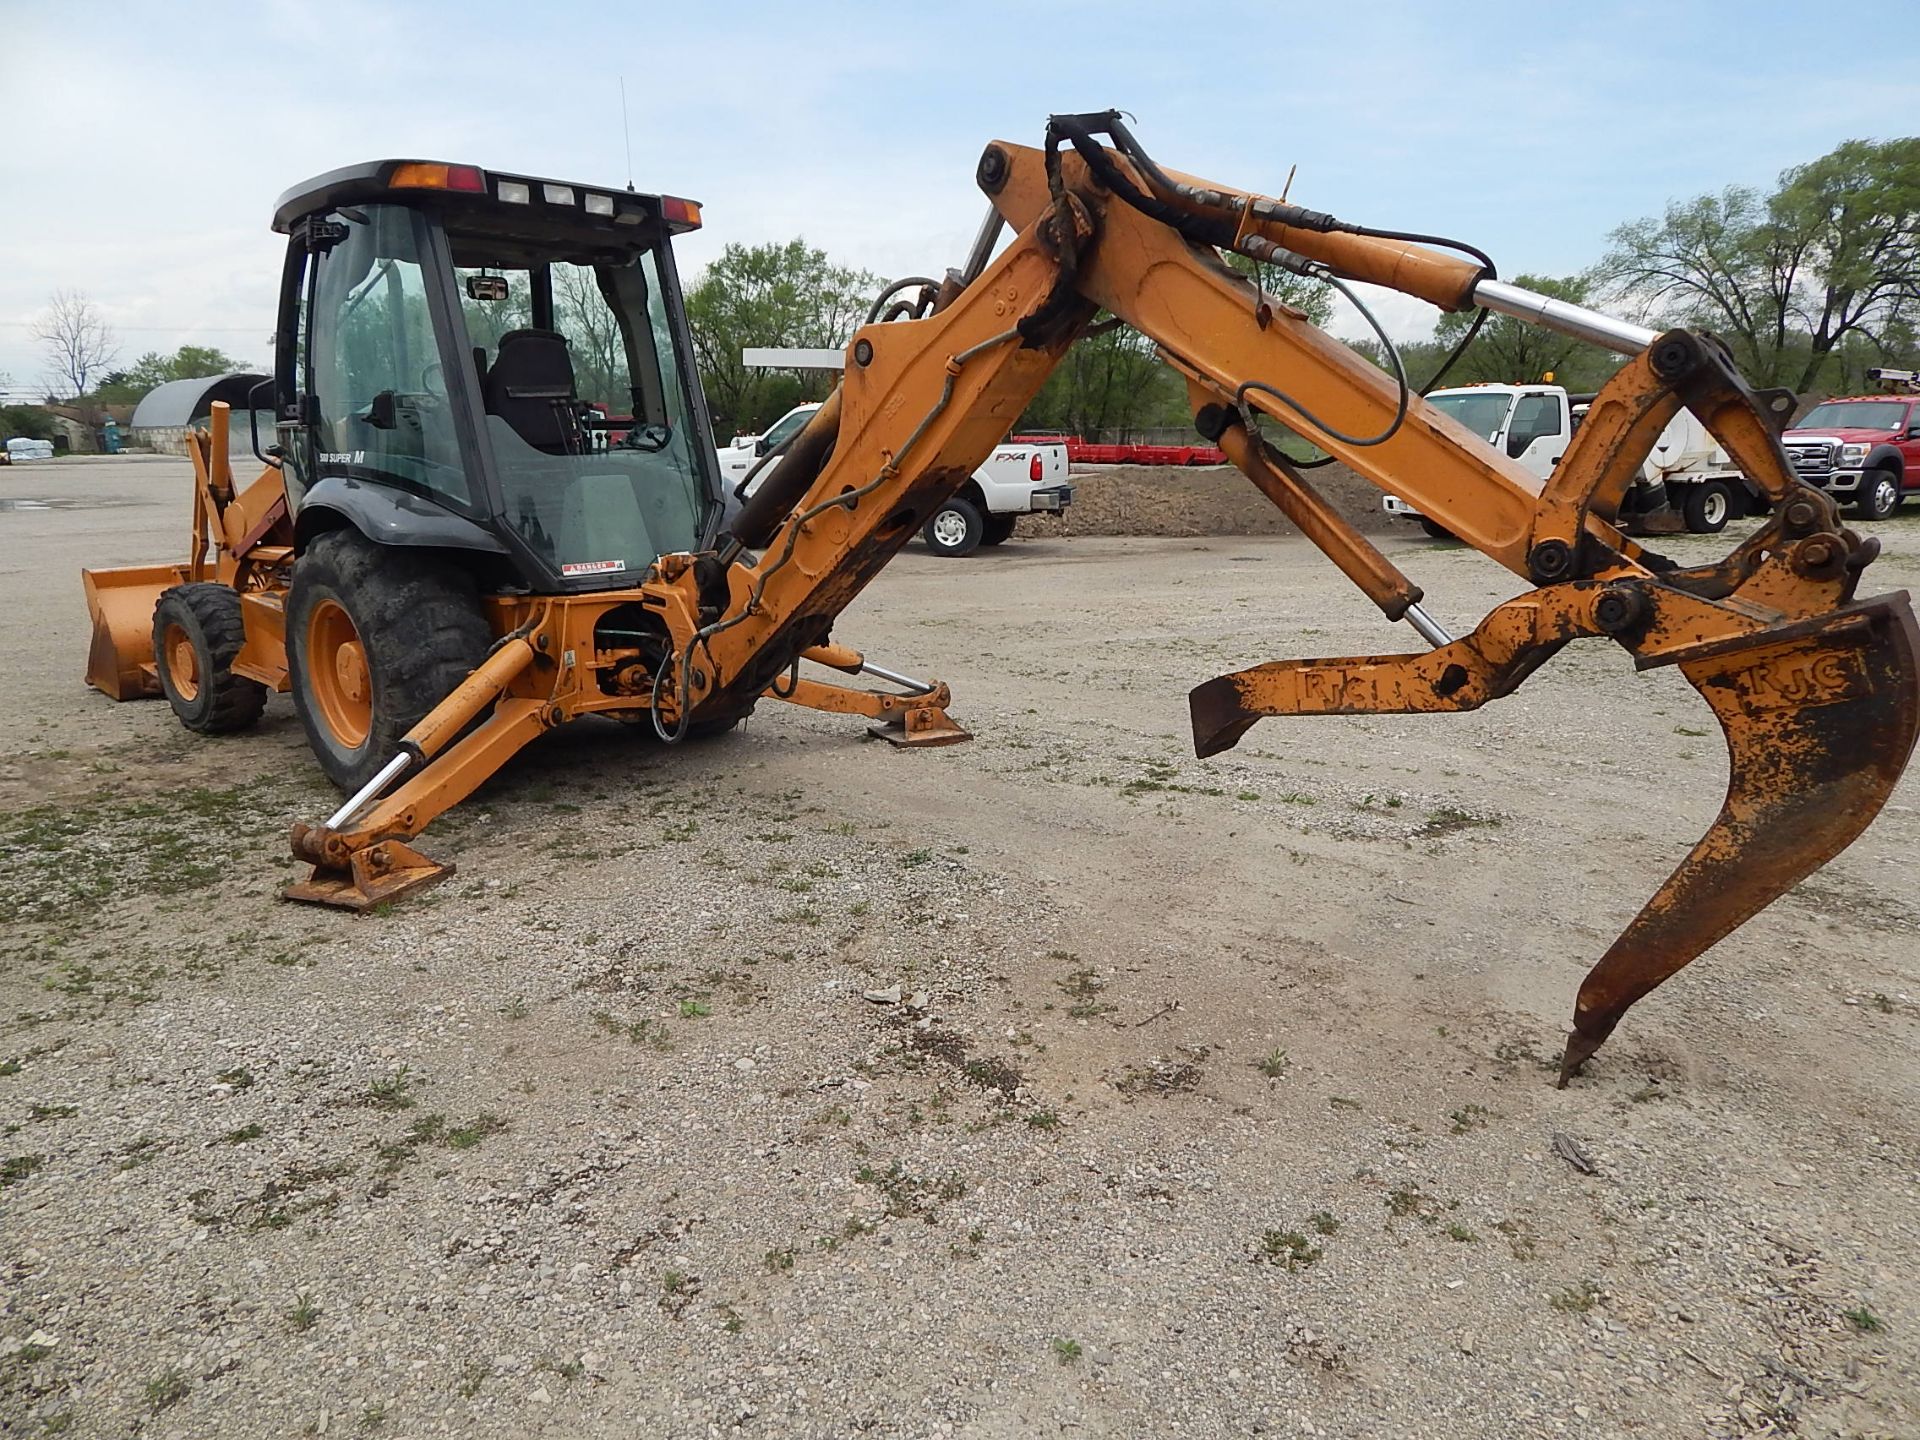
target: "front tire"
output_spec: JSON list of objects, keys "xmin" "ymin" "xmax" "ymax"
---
[
  {"xmin": 1418, "ymin": 517, "xmax": 1454, "ymax": 541},
  {"xmin": 980, "ymin": 513, "xmax": 1018, "ymax": 547},
  {"xmin": 923, "ymin": 497, "xmax": 985, "ymax": 557},
  {"xmin": 287, "ymin": 529, "xmax": 490, "ymax": 791},
  {"xmin": 1855, "ymin": 468, "xmax": 1901, "ymax": 521},
  {"xmin": 1682, "ymin": 480, "xmax": 1732, "ymax": 534},
  {"xmin": 152, "ymin": 583, "xmax": 267, "ymax": 734}
]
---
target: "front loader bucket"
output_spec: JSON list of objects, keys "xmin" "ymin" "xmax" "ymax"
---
[
  {"xmin": 83, "ymin": 564, "xmax": 182, "ymax": 700},
  {"xmin": 1560, "ymin": 593, "xmax": 1920, "ymax": 1082}
]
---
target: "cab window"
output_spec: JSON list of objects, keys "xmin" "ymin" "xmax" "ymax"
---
[{"xmin": 308, "ymin": 204, "xmax": 469, "ymax": 507}]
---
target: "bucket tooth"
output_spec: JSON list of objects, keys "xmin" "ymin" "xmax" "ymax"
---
[
  {"xmin": 1560, "ymin": 593, "xmax": 1920, "ymax": 1082},
  {"xmin": 282, "ymin": 839, "xmax": 452, "ymax": 911}
]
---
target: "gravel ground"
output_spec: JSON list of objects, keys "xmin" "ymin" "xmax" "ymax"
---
[{"xmin": 3, "ymin": 457, "xmax": 1918, "ymax": 1439}]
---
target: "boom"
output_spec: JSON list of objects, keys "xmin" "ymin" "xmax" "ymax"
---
[{"xmin": 289, "ymin": 114, "xmax": 1920, "ymax": 1082}]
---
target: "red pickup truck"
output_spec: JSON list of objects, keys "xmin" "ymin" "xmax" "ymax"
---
[{"xmin": 1782, "ymin": 377, "xmax": 1920, "ymax": 520}]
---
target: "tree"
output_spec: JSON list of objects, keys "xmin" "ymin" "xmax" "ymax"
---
[
  {"xmin": 1600, "ymin": 138, "xmax": 1920, "ymax": 393},
  {"xmin": 1432, "ymin": 272, "xmax": 1618, "ymax": 390},
  {"xmin": 684, "ymin": 240, "xmax": 882, "ymax": 438},
  {"xmin": 33, "ymin": 290, "xmax": 120, "ymax": 398},
  {"xmin": 95, "ymin": 344, "xmax": 254, "ymax": 404},
  {"xmin": 0, "ymin": 404, "xmax": 58, "ymax": 441}
]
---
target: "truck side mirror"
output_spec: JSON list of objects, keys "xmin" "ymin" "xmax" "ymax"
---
[
  {"xmin": 754, "ymin": 436, "xmax": 771, "ymax": 457},
  {"xmin": 1907, "ymin": 423, "xmax": 1920, "ymax": 440}
]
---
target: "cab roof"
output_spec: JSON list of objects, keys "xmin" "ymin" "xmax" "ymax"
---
[{"xmin": 271, "ymin": 159, "xmax": 701, "ymax": 239}]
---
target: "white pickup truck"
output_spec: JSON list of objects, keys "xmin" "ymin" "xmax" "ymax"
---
[
  {"xmin": 717, "ymin": 403, "xmax": 1072, "ymax": 556},
  {"xmin": 1383, "ymin": 383, "xmax": 1757, "ymax": 536}
]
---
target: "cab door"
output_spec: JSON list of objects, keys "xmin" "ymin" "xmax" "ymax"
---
[
  {"xmin": 1901, "ymin": 401, "xmax": 1920, "ymax": 490},
  {"xmin": 1503, "ymin": 392, "xmax": 1567, "ymax": 480}
]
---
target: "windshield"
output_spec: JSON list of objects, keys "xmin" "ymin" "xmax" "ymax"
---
[
  {"xmin": 454, "ymin": 247, "xmax": 709, "ymax": 582},
  {"xmin": 1795, "ymin": 400, "xmax": 1908, "ymax": 432},
  {"xmin": 1427, "ymin": 391, "xmax": 1513, "ymax": 443}
]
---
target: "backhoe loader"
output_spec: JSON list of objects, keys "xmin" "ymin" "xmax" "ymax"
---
[{"xmin": 84, "ymin": 118, "xmax": 1920, "ymax": 1083}]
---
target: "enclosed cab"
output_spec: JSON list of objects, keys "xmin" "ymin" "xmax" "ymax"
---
[
  {"xmin": 270, "ymin": 160, "xmax": 720, "ymax": 588},
  {"xmin": 1781, "ymin": 390, "xmax": 1920, "ymax": 521}
]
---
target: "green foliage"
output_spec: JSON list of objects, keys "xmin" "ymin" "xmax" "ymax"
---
[
  {"xmin": 1433, "ymin": 273, "xmax": 1617, "ymax": 390},
  {"xmin": 684, "ymin": 238, "xmax": 881, "ymax": 440},
  {"xmin": 93, "ymin": 345, "xmax": 253, "ymax": 405},
  {"xmin": 1017, "ymin": 317, "xmax": 1187, "ymax": 439},
  {"xmin": 1601, "ymin": 138, "xmax": 1920, "ymax": 393},
  {"xmin": 0, "ymin": 404, "xmax": 58, "ymax": 440}
]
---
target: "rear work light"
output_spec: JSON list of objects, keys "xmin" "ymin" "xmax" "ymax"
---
[
  {"xmin": 542, "ymin": 184, "xmax": 575, "ymax": 205},
  {"xmin": 389, "ymin": 162, "xmax": 486, "ymax": 193},
  {"xmin": 1029, "ymin": 453, "xmax": 1043, "ymax": 482},
  {"xmin": 496, "ymin": 180, "xmax": 530, "ymax": 204},
  {"xmin": 584, "ymin": 193, "xmax": 615, "ymax": 216}
]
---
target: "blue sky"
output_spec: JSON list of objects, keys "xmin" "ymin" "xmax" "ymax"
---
[{"xmin": 2, "ymin": 0, "xmax": 1916, "ymax": 393}]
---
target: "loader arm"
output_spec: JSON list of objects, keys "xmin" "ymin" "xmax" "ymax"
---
[{"xmin": 297, "ymin": 115, "xmax": 1920, "ymax": 1080}]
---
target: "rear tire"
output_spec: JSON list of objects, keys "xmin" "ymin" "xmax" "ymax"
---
[
  {"xmin": 923, "ymin": 497, "xmax": 985, "ymax": 557},
  {"xmin": 287, "ymin": 529, "xmax": 490, "ymax": 791},
  {"xmin": 1855, "ymin": 468, "xmax": 1901, "ymax": 521},
  {"xmin": 152, "ymin": 583, "xmax": 267, "ymax": 734},
  {"xmin": 1682, "ymin": 480, "xmax": 1732, "ymax": 534},
  {"xmin": 981, "ymin": 513, "xmax": 1018, "ymax": 547}
]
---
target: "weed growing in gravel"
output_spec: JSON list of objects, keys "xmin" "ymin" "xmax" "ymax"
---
[
  {"xmin": 764, "ymin": 1247, "xmax": 796, "ymax": 1273},
  {"xmin": 1329, "ymin": 1096, "xmax": 1363, "ymax": 1111},
  {"xmin": 1448, "ymin": 1103, "xmax": 1492, "ymax": 1134},
  {"xmin": 1551, "ymin": 1280, "xmax": 1603, "ymax": 1313},
  {"xmin": 717, "ymin": 1304, "xmax": 745, "ymax": 1334},
  {"xmin": 1051, "ymin": 1338, "xmax": 1083, "ymax": 1364},
  {"xmin": 216, "ymin": 1067, "xmax": 255, "ymax": 1089},
  {"xmin": 1254, "ymin": 1048, "xmax": 1290, "ymax": 1079},
  {"xmin": 1384, "ymin": 1184, "xmax": 1442, "ymax": 1226},
  {"xmin": 143, "ymin": 1367, "xmax": 189, "ymax": 1412},
  {"xmin": 854, "ymin": 1160, "xmax": 968, "ymax": 1221},
  {"xmin": 1871, "ymin": 993, "xmax": 1895, "ymax": 1014},
  {"xmin": 500, "ymin": 997, "xmax": 530, "ymax": 1020},
  {"xmin": 1309, "ymin": 1210, "xmax": 1340, "ymax": 1236},
  {"xmin": 659, "ymin": 1270, "xmax": 703, "ymax": 1319},
  {"xmin": 1420, "ymin": 806, "xmax": 1500, "ymax": 838},
  {"xmin": 455, "ymin": 1361, "xmax": 489, "ymax": 1397},
  {"xmin": 287, "ymin": 1292, "xmax": 321, "ymax": 1332},
  {"xmin": 677, "ymin": 1000, "xmax": 712, "ymax": 1019},
  {"xmin": 363, "ymin": 1065, "xmax": 420, "ymax": 1112},
  {"xmin": 26, "ymin": 1103, "xmax": 77, "ymax": 1122},
  {"xmin": 219, "ymin": 1123, "xmax": 265, "ymax": 1144},
  {"xmin": 360, "ymin": 1401, "xmax": 386, "ymax": 1429},
  {"xmin": 1842, "ymin": 1305, "xmax": 1885, "ymax": 1333},
  {"xmin": 117, "ymin": 1137, "xmax": 162, "ymax": 1171},
  {"xmin": 1255, "ymin": 1230, "xmax": 1323, "ymax": 1270},
  {"xmin": 535, "ymin": 1355, "xmax": 585, "ymax": 1381},
  {"xmin": 1446, "ymin": 1223, "xmax": 1477, "ymax": 1243},
  {"xmin": 1494, "ymin": 1218, "xmax": 1539, "ymax": 1260},
  {"xmin": 1025, "ymin": 1110, "xmax": 1062, "ymax": 1130},
  {"xmin": 446, "ymin": 1115, "xmax": 506, "ymax": 1150}
]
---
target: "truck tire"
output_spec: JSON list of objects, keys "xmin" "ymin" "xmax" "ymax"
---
[
  {"xmin": 152, "ymin": 583, "xmax": 268, "ymax": 734},
  {"xmin": 1682, "ymin": 480, "xmax": 1732, "ymax": 534},
  {"xmin": 923, "ymin": 497, "xmax": 985, "ymax": 557},
  {"xmin": 1855, "ymin": 468, "xmax": 1901, "ymax": 521},
  {"xmin": 1418, "ymin": 517, "xmax": 1455, "ymax": 540},
  {"xmin": 981, "ymin": 513, "xmax": 1018, "ymax": 546},
  {"xmin": 287, "ymin": 529, "xmax": 491, "ymax": 791}
]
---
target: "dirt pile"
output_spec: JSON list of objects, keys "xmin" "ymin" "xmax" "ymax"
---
[{"xmin": 1023, "ymin": 461, "xmax": 1401, "ymax": 539}]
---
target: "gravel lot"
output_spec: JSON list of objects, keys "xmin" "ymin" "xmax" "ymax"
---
[{"xmin": 3, "ymin": 456, "xmax": 1918, "ymax": 1439}]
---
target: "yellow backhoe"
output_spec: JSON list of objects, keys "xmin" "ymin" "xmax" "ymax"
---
[{"xmin": 83, "ymin": 118, "xmax": 1920, "ymax": 1083}]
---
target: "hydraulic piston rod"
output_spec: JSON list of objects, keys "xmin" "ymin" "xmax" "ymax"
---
[{"xmin": 1470, "ymin": 279, "xmax": 1658, "ymax": 357}]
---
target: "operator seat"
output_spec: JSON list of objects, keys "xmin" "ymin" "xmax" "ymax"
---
[{"xmin": 484, "ymin": 328, "xmax": 583, "ymax": 454}]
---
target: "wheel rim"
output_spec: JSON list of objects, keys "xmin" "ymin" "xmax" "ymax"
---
[
  {"xmin": 307, "ymin": 597, "xmax": 372, "ymax": 748},
  {"xmin": 161, "ymin": 622, "xmax": 199, "ymax": 702},
  {"xmin": 1702, "ymin": 490, "xmax": 1728, "ymax": 527},
  {"xmin": 1875, "ymin": 477, "xmax": 1897, "ymax": 514},
  {"xmin": 931, "ymin": 509, "xmax": 969, "ymax": 548}
]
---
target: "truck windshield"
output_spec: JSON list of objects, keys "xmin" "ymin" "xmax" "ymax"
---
[
  {"xmin": 454, "ymin": 246, "xmax": 710, "ymax": 582},
  {"xmin": 1426, "ymin": 392, "xmax": 1512, "ymax": 443},
  {"xmin": 1796, "ymin": 401, "xmax": 1907, "ymax": 432}
]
